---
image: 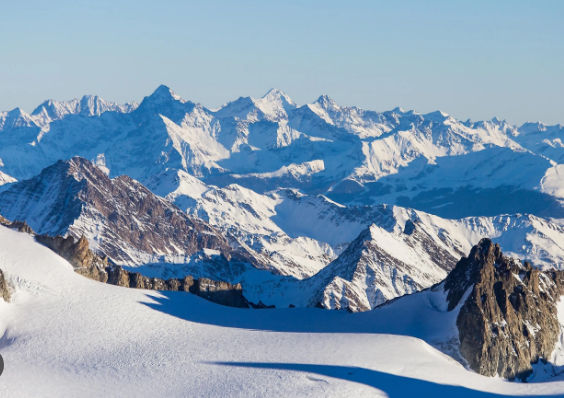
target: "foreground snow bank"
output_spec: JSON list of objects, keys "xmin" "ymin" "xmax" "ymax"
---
[{"xmin": 0, "ymin": 226, "xmax": 563, "ymax": 397}]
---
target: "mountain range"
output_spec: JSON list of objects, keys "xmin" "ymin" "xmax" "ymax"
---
[
  {"xmin": 1, "ymin": 85, "xmax": 563, "ymax": 219},
  {"xmin": 1, "ymin": 87, "xmax": 564, "ymax": 311},
  {"xmin": 2, "ymin": 86, "xmax": 564, "ymax": 390}
]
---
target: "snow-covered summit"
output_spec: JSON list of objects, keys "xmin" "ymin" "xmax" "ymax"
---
[
  {"xmin": 213, "ymin": 88, "xmax": 296, "ymax": 122},
  {"xmin": 0, "ymin": 107, "xmax": 39, "ymax": 129},
  {"xmin": 31, "ymin": 95, "xmax": 138, "ymax": 123}
]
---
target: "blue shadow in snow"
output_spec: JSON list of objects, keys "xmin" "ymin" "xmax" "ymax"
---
[{"xmin": 213, "ymin": 362, "xmax": 564, "ymax": 398}]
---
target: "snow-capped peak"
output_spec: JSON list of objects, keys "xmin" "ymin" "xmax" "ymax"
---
[
  {"xmin": 519, "ymin": 121, "xmax": 547, "ymax": 134},
  {"xmin": 260, "ymin": 88, "xmax": 296, "ymax": 106},
  {"xmin": 0, "ymin": 107, "xmax": 38, "ymax": 129},
  {"xmin": 30, "ymin": 95, "xmax": 138, "ymax": 123},
  {"xmin": 314, "ymin": 95, "xmax": 340, "ymax": 111},
  {"xmin": 133, "ymin": 85, "xmax": 196, "ymax": 124},
  {"xmin": 233, "ymin": 88, "xmax": 298, "ymax": 122},
  {"xmin": 424, "ymin": 110, "xmax": 451, "ymax": 122},
  {"xmin": 147, "ymin": 85, "xmax": 186, "ymax": 103}
]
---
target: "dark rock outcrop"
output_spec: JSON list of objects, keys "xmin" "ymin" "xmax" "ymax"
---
[
  {"xmin": 36, "ymin": 234, "xmax": 109, "ymax": 283},
  {"xmin": 0, "ymin": 217, "xmax": 35, "ymax": 235},
  {"xmin": 1, "ymin": 216, "xmax": 249, "ymax": 309},
  {"xmin": 106, "ymin": 265, "xmax": 248, "ymax": 308},
  {"xmin": 248, "ymin": 301, "xmax": 276, "ymax": 309},
  {"xmin": 445, "ymin": 238, "xmax": 564, "ymax": 381},
  {"xmin": 0, "ymin": 269, "xmax": 11, "ymax": 302}
]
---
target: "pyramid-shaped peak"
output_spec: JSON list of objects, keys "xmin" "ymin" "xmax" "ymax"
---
[
  {"xmin": 7, "ymin": 107, "xmax": 33, "ymax": 117},
  {"xmin": 260, "ymin": 88, "xmax": 296, "ymax": 106},
  {"xmin": 314, "ymin": 95, "xmax": 340, "ymax": 110},
  {"xmin": 424, "ymin": 110, "xmax": 452, "ymax": 122},
  {"xmin": 2, "ymin": 108, "xmax": 37, "ymax": 129},
  {"xmin": 149, "ymin": 85, "xmax": 185, "ymax": 102},
  {"xmin": 63, "ymin": 156, "xmax": 103, "ymax": 174}
]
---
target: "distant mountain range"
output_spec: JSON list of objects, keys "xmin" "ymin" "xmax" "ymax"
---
[{"xmin": 1, "ymin": 85, "xmax": 563, "ymax": 218}]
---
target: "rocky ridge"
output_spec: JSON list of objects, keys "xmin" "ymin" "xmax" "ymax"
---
[
  {"xmin": 0, "ymin": 157, "xmax": 239, "ymax": 267},
  {"xmin": 0, "ymin": 219, "xmax": 248, "ymax": 308},
  {"xmin": 444, "ymin": 238, "xmax": 564, "ymax": 380},
  {"xmin": 304, "ymin": 218, "xmax": 462, "ymax": 311}
]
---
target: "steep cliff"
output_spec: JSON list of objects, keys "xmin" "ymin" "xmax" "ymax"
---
[{"xmin": 445, "ymin": 239, "xmax": 564, "ymax": 380}]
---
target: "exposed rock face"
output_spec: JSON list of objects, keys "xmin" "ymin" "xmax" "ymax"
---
[
  {"xmin": 1, "ymin": 210, "xmax": 249, "ymax": 309},
  {"xmin": 445, "ymin": 238, "xmax": 564, "ymax": 381},
  {"xmin": 35, "ymin": 234, "xmax": 109, "ymax": 283},
  {"xmin": 0, "ymin": 217, "xmax": 35, "ymax": 235},
  {"xmin": 196, "ymin": 278, "xmax": 248, "ymax": 308},
  {"xmin": 0, "ymin": 268, "xmax": 11, "ymax": 302},
  {"xmin": 106, "ymin": 265, "xmax": 248, "ymax": 308},
  {"xmin": 0, "ymin": 157, "xmax": 234, "ymax": 266}
]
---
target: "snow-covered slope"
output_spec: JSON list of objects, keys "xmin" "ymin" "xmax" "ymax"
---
[
  {"xmin": 176, "ymin": 181, "xmax": 564, "ymax": 273},
  {"xmin": 185, "ymin": 184, "xmax": 336, "ymax": 279},
  {"xmin": 513, "ymin": 122, "xmax": 564, "ymax": 163},
  {"xmin": 1, "ymin": 86, "xmax": 562, "ymax": 218},
  {"xmin": 300, "ymin": 220, "xmax": 460, "ymax": 311},
  {"xmin": 0, "ymin": 170, "xmax": 16, "ymax": 186},
  {"xmin": 1, "ymin": 226, "xmax": 564, "ymax": 397}
]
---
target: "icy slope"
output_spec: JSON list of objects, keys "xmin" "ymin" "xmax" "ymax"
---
[{"xmin": 1, "ymin": 226, "xmax": 564, "ymax": 397}]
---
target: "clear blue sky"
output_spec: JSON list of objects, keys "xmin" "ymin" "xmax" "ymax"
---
[{"xmin": 1, "ymin": 0, "xmax": 562, "ymax": 125}]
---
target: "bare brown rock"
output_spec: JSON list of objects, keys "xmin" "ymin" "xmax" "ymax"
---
[
  {"xmin": 0, "ymin": 269, "xmax": 10, "ymax": 302},
  {"xmin": 445, "ymin": 238, "xmax": 564, "ymax": 381},
  {"xmin": 0, "ymin": 157, "xmax": 234, "ymax": 265},
  {"xmin": 107, "ymin": 266, "xmax": 131, "ymax": 287},
  {"xmin": 105, "ymin": 265, "xmax": 248, "ymax": 308},
  {"xmin": 195, "ymin": 278, "xmax": 248, "ymax": 308},
  {"xmin": 7, "ymin": 220, "xmax": 35, "ymax": 235},
  {"xmin": 36, "ymin": 234, "xmax": 108, "ymax": 283}
]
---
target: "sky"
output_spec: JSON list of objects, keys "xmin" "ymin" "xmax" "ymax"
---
[{"xmin": 1, "ymin": 0, "xmax": 563, "ymax": 126}]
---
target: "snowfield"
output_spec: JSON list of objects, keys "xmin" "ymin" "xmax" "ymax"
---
[{"xmin": 1, "ymin": 227, "xmax": 564, "ymax": 397}]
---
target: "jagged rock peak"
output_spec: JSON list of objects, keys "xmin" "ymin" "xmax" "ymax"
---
[
  {"xmin": 445, "ymin": 238, "xmax": 564, "ymax": 381},
  {"xmin": 444, "ymin": 238, "xmax": 502, "ymax": 311}
]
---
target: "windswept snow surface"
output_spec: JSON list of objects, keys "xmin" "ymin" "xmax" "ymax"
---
[{"xmin": 1, "ymin": 226, "xmax": 564, "ymax": 397}]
